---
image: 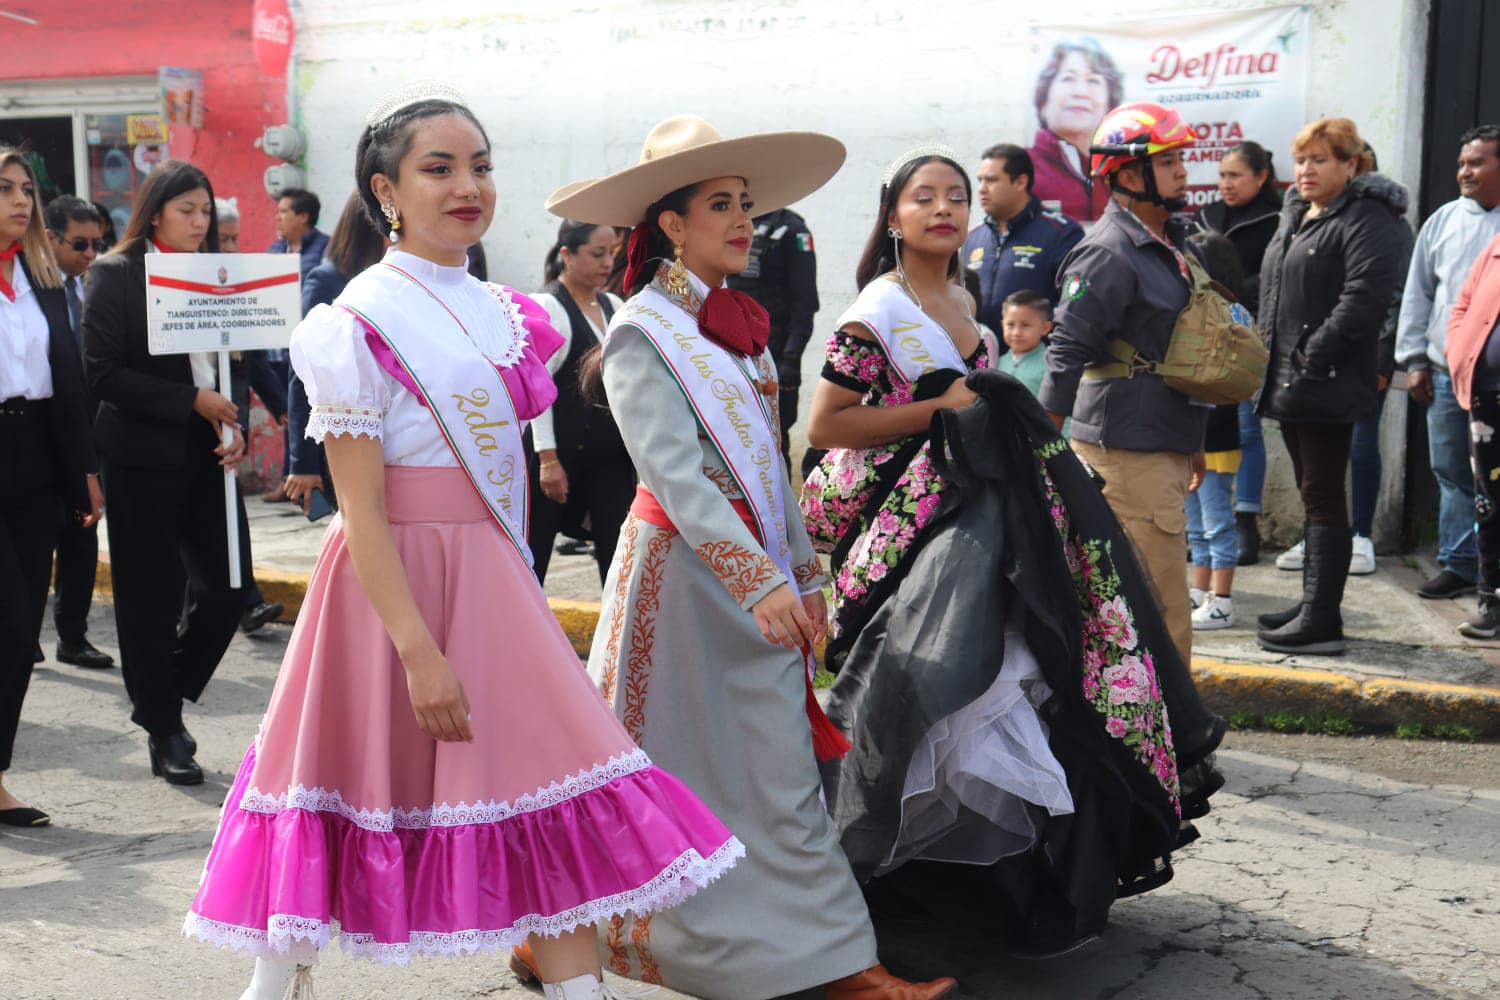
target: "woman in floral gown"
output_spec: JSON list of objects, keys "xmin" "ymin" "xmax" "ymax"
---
[{"xmin": 802, "ymin": 146, "xmax": 1225, "ymax": 957}]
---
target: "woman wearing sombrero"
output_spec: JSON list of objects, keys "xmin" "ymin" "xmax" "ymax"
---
[{"xmin": 536, "ymin": 117, "xmax": 958, "ymax": 999}]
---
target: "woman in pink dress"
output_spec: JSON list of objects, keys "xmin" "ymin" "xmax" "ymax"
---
[{"xmin": 184, "ymin": 83, "xmax": 741, "ymax": 1000}]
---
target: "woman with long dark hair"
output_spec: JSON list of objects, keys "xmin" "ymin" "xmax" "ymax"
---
[
  {"xmin": 183, "ymin": 86, "xmax": 740, "ymax": 1000},
  {"xmin": 525, "ymin": 219, "xmax": 632, "ymax": 584},
  {"xmin": 1255, "ymin": 118, "xmax": 1406, "ymax": 655},
  {"xmin": 1194, "ymin": 140, "xmax": 1283, "ymax": 564},
  {"xmin": 550, "ymin": 115, "xmax": 957, "ymax": 999},
  {"xmin": 0, "ymin": 148, "xmax": 100, "ymax": 828},
  {"xmin": 283, "ymin": 191, "xmax": 388, "ymax": 513},
  {"xmin": 82, "ymin": 159, "xmax": 246, "ymax": 787},
  {"xmin": 803, "ymin": 145, "xmax": 1221, "ymax": 957}
]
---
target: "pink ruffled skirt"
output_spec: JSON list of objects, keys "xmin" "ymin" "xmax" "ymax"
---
[{"xmin": 184, "ymin": 466, "xmax": 742, "ymax": 965}]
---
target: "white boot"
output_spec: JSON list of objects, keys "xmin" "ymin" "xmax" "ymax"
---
[
  {"xmin": 239, "ymin": 957, "xmax": 315, "ymax": 1000},
  {"xmin": 543, "ymin": 975, "xmax": 605, "ymax": 1000},
  {"xmin": 542, "ymin": 972, "xmax": 656, "ymax": 1000}
]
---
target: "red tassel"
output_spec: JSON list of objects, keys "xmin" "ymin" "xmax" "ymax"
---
[
  {"xmin": 621, "ymin": 225, "xmax": 653, "ymax": 294},
  {"xmin": 803, "ymin": 650, "xmax": 851, "ymax": 762}
]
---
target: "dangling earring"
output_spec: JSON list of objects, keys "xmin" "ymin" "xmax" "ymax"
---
[
  {"xmin": 382, "ymin": 203, "xmax": 401, "ymax": 243},
  {"xmin": 889, "ymin": 227, "xmax": 922, "ymax": 309},
  {"xmin": 666, "ymin": 243, "xmax": 691, "ymax": 297}
]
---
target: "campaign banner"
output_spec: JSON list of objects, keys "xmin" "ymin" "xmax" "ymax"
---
[
  {"xmin": 145, "ymin": 253, "xmax": 300, "ymax": 355},
  {"xmin": 1029, "ymin": 5, "xmax": 1309, "ymax": 220}
]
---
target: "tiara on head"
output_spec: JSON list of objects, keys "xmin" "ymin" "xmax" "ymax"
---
[
  {"xmin": 881, "ymin": 143, "xmax": 962, "ymax": 188},
  {"xmin": 365, "ymin": 81, "xmax": 471, "ymax": 129}
]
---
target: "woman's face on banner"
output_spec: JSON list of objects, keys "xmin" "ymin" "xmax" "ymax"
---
[{"xmin": 1041, "ymin": 51, "xmax": 1111, "ymax": 140}]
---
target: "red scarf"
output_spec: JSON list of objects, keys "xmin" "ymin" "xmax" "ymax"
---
[
  {"xmin": 150, "ymin": 236, "xmax": 183, "ymax": 253},
  {"xmin": 0, "ymin": 241, "xmax": 21, "ymax": 302},
  {"xmin": 700, "ymin": 287, "xmax": 770, "ymax": 358}
]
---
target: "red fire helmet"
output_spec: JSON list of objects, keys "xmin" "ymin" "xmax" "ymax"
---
[{"xmin": 1089, "ymin": 102, "xmax": 1195, "ymax": 178}]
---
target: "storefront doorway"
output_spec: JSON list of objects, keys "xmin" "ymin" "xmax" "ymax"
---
[{"xmin": 0, "ymin": 76, "xmax": 162, "ymax": 236}]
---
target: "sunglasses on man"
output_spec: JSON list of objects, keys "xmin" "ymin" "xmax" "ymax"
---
[{"xmin": 54, "ymin": 236, "xmax": 109, "ymax": 253}]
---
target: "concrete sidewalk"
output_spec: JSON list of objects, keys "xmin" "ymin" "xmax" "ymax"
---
[{"xmin": 95, "ymin": 496, "xmax": 1500, "ymax": 735}]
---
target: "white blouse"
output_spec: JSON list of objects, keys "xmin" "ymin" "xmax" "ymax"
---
[
  {"xmin": 289, "ymin": 250, "xmax": 514, "ymax": 467},
  {"xmin": 0, "ymin": 262, "xmax": 54, "ymax": 401},
  {"xmin": 528, "ymin": 288, "xmax": 621, "ymax": 453}
]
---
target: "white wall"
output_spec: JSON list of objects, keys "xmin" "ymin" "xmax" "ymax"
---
[{"xmin": 292, "ymin": 0, "xmax": 1430, "ymax": 543}]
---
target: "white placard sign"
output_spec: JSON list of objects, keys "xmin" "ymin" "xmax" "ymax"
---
[
  {"xmin": 143, "ymin": 252, "xmax": 301, "ymax": 589},
  {"xmin": 145, "ymin": 252, "xmax": 300, "ymax": 354}
]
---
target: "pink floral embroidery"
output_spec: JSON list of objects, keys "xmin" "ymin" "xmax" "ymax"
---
[
  {"xmin": 1034, "ymin": 442, "xmax": 1181, "ymax": 814},
  {"xmin": 802, "ymin": 329, "xmax": 990, "ymax": 635}
]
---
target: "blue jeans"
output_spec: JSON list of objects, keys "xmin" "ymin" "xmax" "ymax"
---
[
  {"xmin": 1187, "ymin": 469, "xmax": 1238, "ymax": 570},
  {"xmin": 1431, "ymin": 370, "xmax": 1478, "ymax": 579},
  {"xmin": 1235, "ymin": 400, "xmax": 1265, "ymax": 514},
  {"xmin": 1350, "ymin": 391, "xmax": 1386, "ymax": 538}
]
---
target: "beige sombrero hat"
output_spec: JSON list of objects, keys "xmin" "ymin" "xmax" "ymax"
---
[{"xmin": 546, "ymin": 115, "xmax": 846, "ymax": 227}]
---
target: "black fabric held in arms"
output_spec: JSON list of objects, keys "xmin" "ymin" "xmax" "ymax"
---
[{"xmin": 824, "ymin": 369, "xmax": 1185, "ymax": 952}]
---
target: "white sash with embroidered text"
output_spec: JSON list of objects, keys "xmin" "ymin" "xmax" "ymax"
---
[
  {"xmin": 835, "ymin": 278, "xmax": 967, "ymax": 384},
  {"xmin": 338, "ymin": 263, "xmax": 532, "ymax": 565}
]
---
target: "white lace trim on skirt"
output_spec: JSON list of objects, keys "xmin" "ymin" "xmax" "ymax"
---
[
  {"xmin": 183, "ymin": 837, "xmax": 745, "ymax": 966},
  {"xmin": 238, "ymin": 748, "xmax": 654, "ymax": 832}
]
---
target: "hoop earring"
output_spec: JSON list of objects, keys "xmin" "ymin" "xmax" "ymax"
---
[
  {"xmin": 666, "ymin": 243, "xmax": 691, "ymax": 298},
  {"xmin": 381, "ymin": 203, "xmax": 401, "ymax": 243},
  {"xmin": 889, "ymin": 228, "xmax": 922, "ymax": 310}
]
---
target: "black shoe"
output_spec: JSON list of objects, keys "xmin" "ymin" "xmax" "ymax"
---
[
  {"xmin": 183, "ymin": 729, "xmax": 197, "ymax": 755},
  {"xmin": 1257, "ymin": 526, "xmax": 1349, "ymax": 656},
  {"xmin": 1256, "ymin": 603, "xmax": 1303, "ymax": 630},
  {"xmin": 1458, "ymin": 592, "xmax": 1500, "ymax": 639},
  {"xmin": 555, "ymin": 538, "xmax": 592, "ymax": 556},
  {"xmin": 0, "ymin": 806, "xmax": 50, "ymax": 827},
  {"xmin": 1418, "ymin": 569, "xmax": 1477, "ymax": 600},
  {"xmin": 147, "ymin": 731, "xmax": 203, "ymax": 785},
  {"xmin": 1236, "ymin": 512, "xmax": 1261, "ymax": 566},
  {"xmin": 1176, "ymin": 715, "xmax": 1227, "ymax": 772},
  {"xmin": 1179, "ymin": 756, "xmax": 1226, "ymax": 819},
  {"xmin": 240, "ymin": 601, "xmax": 284, "ymax": 634},
  {"xmin": 55, "ymin": 637, "xmax": 114, "ymax": 670},
  {"xmin": 32, "ymin": 643, "xmax": 43, "ymax": 663}
]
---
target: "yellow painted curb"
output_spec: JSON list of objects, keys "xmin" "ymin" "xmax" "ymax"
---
[{"xmin": 91, "ymin": 564, "xmax": 1500, "ymax": 735}]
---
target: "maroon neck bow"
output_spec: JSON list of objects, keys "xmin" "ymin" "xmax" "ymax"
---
[{"xmin": 699, "ymin": 287, "xmax": 770, "ymax": 358}]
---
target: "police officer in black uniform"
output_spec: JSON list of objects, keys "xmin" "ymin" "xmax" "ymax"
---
[{"xmin": 728, "ymin": 207, "xmax": 818, "ymax": 471}]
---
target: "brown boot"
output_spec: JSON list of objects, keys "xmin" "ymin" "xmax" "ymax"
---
[
  {"xmin": 825, "ymin": 964, "xmax": 959, "ymax": 999},
  {"xmin": 510, "ymin": 939, "xmax": 540, "ymax": 984}
]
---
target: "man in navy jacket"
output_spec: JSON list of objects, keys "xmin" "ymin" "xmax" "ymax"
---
[{"xmin": 963, "ymin": 144, "xmax": 1084, "ymax": 335}]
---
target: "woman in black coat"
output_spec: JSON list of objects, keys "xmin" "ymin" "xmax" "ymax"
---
[
  {"xmin": 1194, "ymin": 140, "xmax": 1282, "ymax": 565},
  {"xmin": 0, "ymin": 149, "xmax": 101, "ymax": 826},
  {"xmin": 1254, "ymin": 119, "xmax": 1404, "ymax": 655},
  {"xmin": 83, "ymin": 161, "xmax": 246, "ymax": 786}
]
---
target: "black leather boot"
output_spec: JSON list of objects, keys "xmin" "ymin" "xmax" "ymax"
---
[
  {"xmin": 1256, "ymin": 526, "xmax": 1349, "ymax": 655},
  {"xmin": 1258, "ymin": 521, "xmax": 1308, "ymax": 629},
  {"xmin": 1236, "ymin": 512, "xmax": 1261, "ymax": 566},
  {"xmin": 148, "ymin": 731, "xmax": 204, "ymax": 785}
]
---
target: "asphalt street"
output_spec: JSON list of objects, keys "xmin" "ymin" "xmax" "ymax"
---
[{"xmin": 2, "ymin": 607, "xmax": 1497, "ymax": 999}]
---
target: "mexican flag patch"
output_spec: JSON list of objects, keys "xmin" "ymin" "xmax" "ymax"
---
[
  {"xmin": 1062, "ymin": 274, "xmax": 1087, "ymax": 300},
  {"xmin": 797, "ymin": 233, "xmax": 814, "ymax": 252}
]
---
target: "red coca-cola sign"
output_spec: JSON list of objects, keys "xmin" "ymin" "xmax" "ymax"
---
[{"xmin": 252, "ymin": 0, "xmax": 295, "ymax": 77}]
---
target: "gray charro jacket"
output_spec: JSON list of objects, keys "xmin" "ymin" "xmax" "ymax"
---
[{"xmin": 1039, "ymin": 199, "xmax": 1207, "ymax": 455}]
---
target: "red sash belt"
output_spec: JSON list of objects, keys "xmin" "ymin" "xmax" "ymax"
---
[{"xmin": 627, "ymin": 484, "xmax": 851, "ymax": 762}]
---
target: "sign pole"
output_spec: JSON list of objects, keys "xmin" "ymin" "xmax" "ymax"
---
[{"xmin": 219, "ymin": 349, "xmax": 243, "ymax": 589}]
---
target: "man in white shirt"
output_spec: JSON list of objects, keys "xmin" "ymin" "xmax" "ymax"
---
[
  {"xmin": 1396, "ymin": 126, "xmax": 1500, "ymax": 600},
  {"xmin": 43, "ymin": 197, "xmax": 113, "ymax": 670}
]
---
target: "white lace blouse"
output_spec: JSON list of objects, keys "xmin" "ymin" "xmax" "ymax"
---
[{"xmin": 289, "ymin": 250, "xmax": 522, "ymax": 467}]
